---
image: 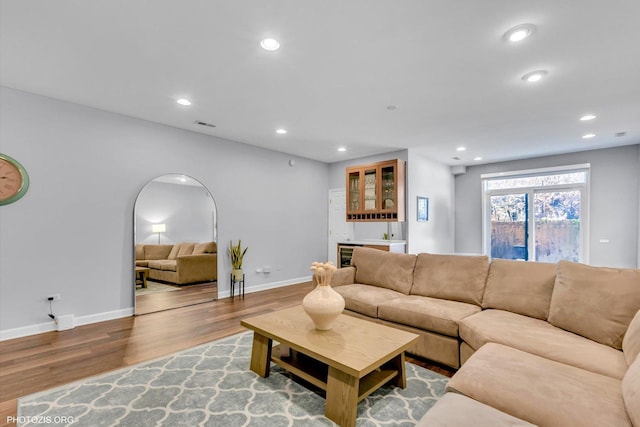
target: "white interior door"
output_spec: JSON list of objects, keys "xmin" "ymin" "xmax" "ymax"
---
[{"xmin": 328, "ymin": 189, "xmax": 350, "ymax": 264}]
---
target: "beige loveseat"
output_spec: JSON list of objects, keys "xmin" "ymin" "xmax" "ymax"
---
[
  {"xmin": 330, "ymin": 247, "xmax": 640, "ymax": 427},
  {"xmin": 135, "ymin": 242, "xmax": 217, "ymax": 285}
]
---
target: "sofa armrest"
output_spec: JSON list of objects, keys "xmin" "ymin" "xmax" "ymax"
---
[
  {"xmin": 176, "ymin": 254, "xmax": 217, "ymax": 284},
  {"xmin": 330, "ymin": 266, "xmax": 356, "ymax": 287}
]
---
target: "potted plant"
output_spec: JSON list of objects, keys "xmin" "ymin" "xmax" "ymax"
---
[{"xmin": 228, "ymin": 240, "xmax": 248, "ymax": 281}]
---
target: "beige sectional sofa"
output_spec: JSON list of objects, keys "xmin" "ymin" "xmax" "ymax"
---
[
  {"xmin": 330, "ymin": 246, "xmax": 640, "ymax": 427},
  {"xmin": 135, "ymin": 242, "xmax": 217, "ymax": 285}
]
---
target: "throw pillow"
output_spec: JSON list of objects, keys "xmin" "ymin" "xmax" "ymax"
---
[
  {"xmin": 352, "ymin": 247, "xmax": 417, "ymax": 295},
  {"xmin": 167, "ymin": 244, "xmax": 181, "ymax": 260},
  {"xmin": 145, "ymin": 244, "xmax": 173, "ymax": 260},
  {"xmin": 482, "ymin": 259, "xmax": 557, "ymax": 319},
  {"xmin": 194, "ymin": 241, "xmax": 216, "ymax": 254},
  {"xmin": 411, "ymin": 253, "xmax": 489, "ymax": 305},
  {"xmin": 548, "ymin": 260, "xmax": 640, "ymax": 350},
  {"xmin": 135, "ymin": 244, "xmax": 145, "ymax": 260},
  {"xmin": 178, "ymin": 242, "xmax": 196, "ymax": 256}
]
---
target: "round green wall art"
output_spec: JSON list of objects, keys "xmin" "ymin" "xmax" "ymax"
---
[{"xmin": 0, "ymin": 153, "xmax": 30, "ymax": 205}]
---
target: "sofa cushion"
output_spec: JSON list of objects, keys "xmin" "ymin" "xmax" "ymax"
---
[
  {"xmin": 147, "ymin": 260, "xmax": 162, "ymax": 269},
  {"xmin": 148, "ymin": 260, "xmax": 177, "ymax": 271},
  {"xmin": 194, "ymin": 241, "xmax": 216, "ymax": 254},
  {"xmin": 167, "ymin": 244, "xmax": 180, "ymax": 260},
  {"xmin": 144, "ymin": 244, "xmax": 173, "ymax": 260},
  {"xmin": 622, "ymin": 354, "xmax": 640, "ymax": 427},
  {"xmin": 624, "ymin": 310, "xmax": 640, "ymax": 366},
  {"xmin": 416, "ymin": 392, "xmax": 536, "ymax": 427},
  {"xmin": 459, "ymin": 309, "xmax": 628, "ymax": 379},
  {"xmin": 447, "ymin": 343, "xmax": 632, "ymax": 427},
  {"xmin": 333, "ymin": 284, "xmax": 406, "ymax": 318},
  {"xmin": 548, "ymin": 260, "xmax": 640, "ymax": 350},
  {"xmin": 378, "ymin": 295, "xmax": 480, "ymax": 338},
  {"xmin": 178, "ymin": 242, "xmax": 196, "ymax": 256},
  {"xmin": 160, "ymin": 260, "xmax": 177, "ymax": 271},
  {"xmin": 411, "ymin": 253, "xmax": 489, "ymax": 305},
  {"xmin": 351, "ymin": 247, "xmax": 417, "ymax": 294},
  {"xmin": 482, "ymin": 259, "xmax": 556, "ymax": 320}
]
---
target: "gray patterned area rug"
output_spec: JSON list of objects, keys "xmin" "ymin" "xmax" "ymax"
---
[{"xmin": 18, "ymin": 332, "xmax": 447, "ymax": 426}]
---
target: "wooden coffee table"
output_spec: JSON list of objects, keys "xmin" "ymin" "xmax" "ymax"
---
[
  {"xmin": 241, "ymin": 305, "xmax": 419, "ymax": 426},
  {"xmin": 135, "ymin": 266, "xmax": 150, "ymax": 288}
]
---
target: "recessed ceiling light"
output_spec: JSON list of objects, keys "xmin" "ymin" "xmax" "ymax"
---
[
  {"xmin": 474, "ymin": 157, "xmax": 483, "ymax": 161},
  {"xmin": 260, "ymin": 38, "xmax": 280, "ymax": 51},
  {"xmin": 176, "ymin": 98, "xmax": 192, "ymax": 106},
  {"xmin": 456, "ymin": 146, "xmax": 467, "ymax": 152},
  {"xmin": 338, "ymin": 147, "xmax": 347, "ymax": 152},
  {"xmin": 276, "ymin": 128, "xmax": 287, "ymax": 134},
  {"xmin": 503, "ymin": 24, "xmax": 536, "ymax": 43},
  {"xmin": 522, "ymin": 70, "xmax": 548, "ymax": 83},
  {"xmin": 582, "ymin": 133, "xmax": 596, "ymax": 139},
  {"xmin": 580, "ymin": 114, "xmax": 597, "ymax": 121}
]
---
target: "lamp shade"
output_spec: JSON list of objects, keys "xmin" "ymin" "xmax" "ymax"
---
[{"xmin": 152, "ymin": 224, "xmax": 166, "ymax": 233}]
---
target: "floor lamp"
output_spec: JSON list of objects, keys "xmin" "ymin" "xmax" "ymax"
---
[{"xmin": 152, "ymin": 223, "xmax": 166, "ymax": 244}]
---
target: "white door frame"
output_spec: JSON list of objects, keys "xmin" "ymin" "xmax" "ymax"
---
[{"xmin": 328, "ymin": 188, "xmax": 351, "ymax": 264}]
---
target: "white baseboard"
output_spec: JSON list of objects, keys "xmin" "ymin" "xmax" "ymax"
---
[
  {"xmin": 1, "ymin": 277, "xmax": 311, "ymax": 341},
  {"xmin": 75, "ymin": 308, "xmax": 135, "ymax": 327},
  {"xmin": 0, "ymin": 321, "xmax": 58, "ymax": 341},
  {"xmin": 0, "ymin": 307, "xmax": 134, "ymax": 341},
  {"xmin": 218, "ymin": 275, "xmax": 312, "ymax": 299}
]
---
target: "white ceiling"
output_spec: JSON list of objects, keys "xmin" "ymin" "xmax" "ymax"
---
[{"xmin": 2, "ymin": 1, "xmax": 639, "ymax": 165}]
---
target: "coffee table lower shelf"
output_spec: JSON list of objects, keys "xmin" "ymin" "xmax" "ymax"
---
[{"xmin": 272, "ymin": 344, "xmax": 400, "ymax": 403}]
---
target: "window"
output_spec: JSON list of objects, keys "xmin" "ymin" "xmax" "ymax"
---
[{"xmin": 482, "ymin": 164, "xmax": 589, "ymax": 263}]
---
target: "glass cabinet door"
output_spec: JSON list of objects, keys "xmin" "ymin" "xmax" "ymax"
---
[
  {"xmin": 381, "ymin": 164, "xmax": 396, "ymax": 210},
  {"xmin": 345, "ymin": 159, "xmax": 405, "ymax": 222},
  {"xmin": 348, "ymin": 170, "xmax": 360, "ymax": 212},
  {"xmin": 364, "ymin": 168, "xmax": 377, "ymax": 211}
]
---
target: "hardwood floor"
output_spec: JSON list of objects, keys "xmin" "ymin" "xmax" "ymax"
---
[
  {"xmin": 135, "ymin": 281, "xmax": 218, "ymax": 314},
  {"xmin": 0, "ymin": 282, "xmax": 454, "ymax": 426}
]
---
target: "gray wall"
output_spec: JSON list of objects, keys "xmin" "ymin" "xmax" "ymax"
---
[
  {"xmin": 135, "ymin": 180, "xmax": 215, "ymax": 245},
  {"xmin": 455, "ymin": 145, "xmax": 640, "ymax": 268},
  {"xmin": 406, "ymin": 150, "xmax": 455, "ymax": 254},
  {"xmin": 0, "ymin": 87, "xmax": 329, "ymax": 337}
]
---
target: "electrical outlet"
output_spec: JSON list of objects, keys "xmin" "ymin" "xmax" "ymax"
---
[{"xmin": 47, "ymin": 294, "xmax": 61, "ymax": 301}]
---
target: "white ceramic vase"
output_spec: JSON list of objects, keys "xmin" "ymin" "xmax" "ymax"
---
[{"xmin": 302, "ymin": 284, "xmax": 345, "ymax": 330}]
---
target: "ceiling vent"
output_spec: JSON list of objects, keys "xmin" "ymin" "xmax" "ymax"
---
[{"xmin": 194, "ymin": 120, "xmax": 216, "ymax": 128}]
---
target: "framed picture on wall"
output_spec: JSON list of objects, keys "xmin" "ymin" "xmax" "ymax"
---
[{"xmin": 417, "ymin": 196, "xmax": 429, "ymax": 222}]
